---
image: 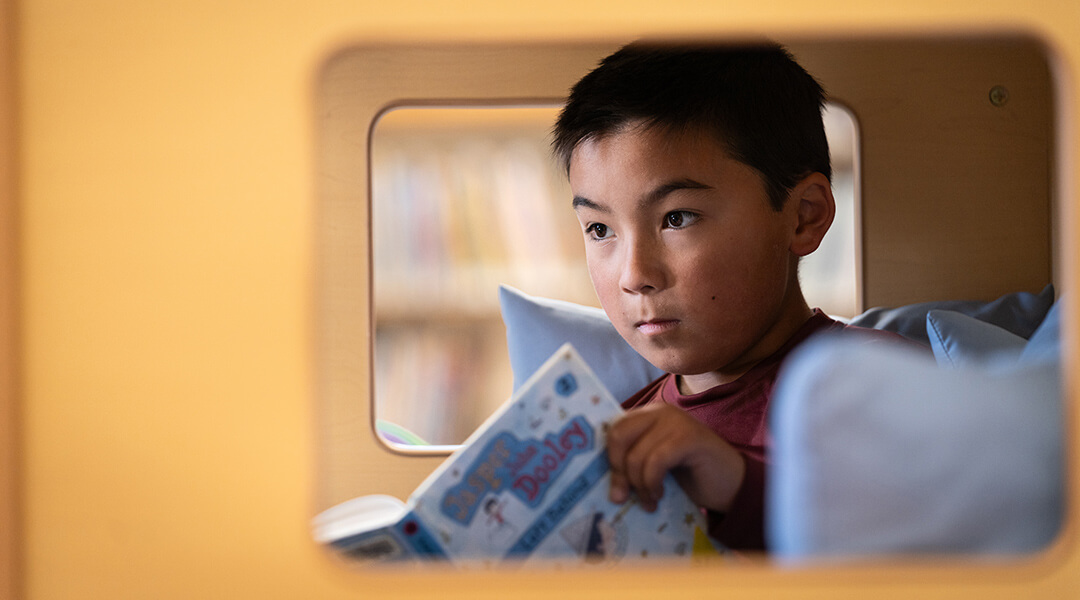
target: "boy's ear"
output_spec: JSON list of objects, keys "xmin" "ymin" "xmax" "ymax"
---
[{"xmin": 788, "ymin": 172, "xmax": 836, "ymax": 257}]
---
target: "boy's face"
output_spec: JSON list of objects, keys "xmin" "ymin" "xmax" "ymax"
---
[{"xmin": 569, "ymin": 124, "xmax": 810, "ymax": 392}]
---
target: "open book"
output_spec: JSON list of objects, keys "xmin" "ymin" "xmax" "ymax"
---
[{"xmin": 312, "ymin": 344, "xmax": 722, "ymax": 567}]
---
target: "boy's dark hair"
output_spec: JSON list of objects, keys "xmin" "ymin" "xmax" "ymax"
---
[{"xmin": 552, "ymin": 41, "xmax": 830, "ymax": 211}]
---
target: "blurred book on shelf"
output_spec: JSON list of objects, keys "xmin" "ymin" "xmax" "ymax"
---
[{"xmin": 370, "ymin": 106, "xmax": 598, "ymax": 445}]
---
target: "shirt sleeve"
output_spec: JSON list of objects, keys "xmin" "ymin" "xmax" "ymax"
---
[{"xmin": 705, "ymin": 453, "xmax": 767, "ymax": 551}]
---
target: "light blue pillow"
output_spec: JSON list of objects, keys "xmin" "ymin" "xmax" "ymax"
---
[
  {"xmin": 1020, "ymin": 299, "xmax": 1062, "ymax": 365},
  {"xmin": 498, "ymin": 285, "xmax": 665, "ymax": 403},
  {"xmin": 769, "ymin": 335, "xmax": 1063, "ymax": 557},
  {"xmin": 848, "ymin": 284, "xmax": 1054, "ymax": 346},
  {"xmin": 926, "ymin": 309, "xmax": 1027, "ymax": 368},
  {"xmin": 926, "ymin": 298, "xmax": 1063, "ymax": 369}
]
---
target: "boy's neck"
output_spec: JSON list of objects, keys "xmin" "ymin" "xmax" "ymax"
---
[{"xmin": 675, "ymin": 301, "xmax": 815, "ymax": 395}]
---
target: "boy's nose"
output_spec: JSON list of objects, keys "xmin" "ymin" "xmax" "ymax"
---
[{"xmin": 618, "ymin": 236, "xmax": 666, "ymax": 294}]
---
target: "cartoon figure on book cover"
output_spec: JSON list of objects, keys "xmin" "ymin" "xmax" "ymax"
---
[
  {"xmin": 560, "ymin": 507, "xmax": 629, "ymax": 563},
  {"xmin": 482, "ymin": 497, "xmax": 519, "ymax": 545}
]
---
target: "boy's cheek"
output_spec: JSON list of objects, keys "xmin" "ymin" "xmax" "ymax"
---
[{"xmin": 585, "ymin": 266, "xmax": 619, "ymax": 304}]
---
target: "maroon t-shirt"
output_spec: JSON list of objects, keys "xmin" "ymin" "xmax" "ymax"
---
[{"xmin": 620, "ymin": 309, "xmax": 917, "ymax": 551}]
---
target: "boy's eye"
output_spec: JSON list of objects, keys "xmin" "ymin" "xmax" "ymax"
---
[
  {"xmin": 585, "ymin": 223, "xmax": 610, "ymax": 240},
  {"xmin": 664, "ymin": 210, "xmax": 698, "ymax": 229}
]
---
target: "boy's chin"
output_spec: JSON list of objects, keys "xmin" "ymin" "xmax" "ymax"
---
[{"xmin": 634, "ymin": 349, "xmax": 701, "ymax": 377}]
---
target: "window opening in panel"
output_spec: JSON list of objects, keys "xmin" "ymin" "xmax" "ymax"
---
[{"xmin": 370, "ymin": 103, "xmax": 860, "ymax": 448}]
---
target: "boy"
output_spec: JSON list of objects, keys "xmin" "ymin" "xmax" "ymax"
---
[{"xmin": 552, "ymin": 42, "xmax": 907, "ymax": 551}]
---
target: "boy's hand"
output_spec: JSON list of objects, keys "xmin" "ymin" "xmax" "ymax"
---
[{"xmin": 605, "ymin": 403, "xmax": 746, "ymax": 513}]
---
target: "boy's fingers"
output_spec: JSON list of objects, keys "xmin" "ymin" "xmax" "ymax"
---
[
  {"xmin": 622, "ymin": 416, "xmax": 682, "ymax": 512},
  {"xmin": 605, "ymin": 409, "xmax": 660, "ymax": 471},
  {"xmin": 637, "ymin": 431, "xmax": 686, "ymax": 512},
  {"xmin": 606, "ymin": 405, "xmax": 692, "ymax": 511},
  {"xmin": 641, "ymin": 446, "xmax": 672, "ymax": 505},
  {"xmin": 606, "ymin": 410, "xmax": 662, "ymax": 507},
  {"xmin": 609, "ymin": 402, "xmax": 748, "ymax": 513},
  {"xmin": 608, "ymin": 470, "xmax": 630, "ymax": 504}
]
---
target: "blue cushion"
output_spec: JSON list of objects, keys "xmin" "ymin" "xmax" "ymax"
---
[
  {"xmin": 1020, "ymin": 299, "xmax": 1062, "ymax": 365},
  {"xmin": 769, "ymin": 335, "xmax": 1063, "ymax": 557},
  {"xmin": 926, "ymin": 297, "xmax": 1063, "ymax": 369},
  {"xmin": 925, "ymin": 309, "xmax": 1027, "ymax": 368},
  {"xmin": 848, "ymin": 285, "xmax": 1055, "ymax": 346},
  {"xmin": 498, "ymin": 285, "xmax": 665, "ymax": 403}
]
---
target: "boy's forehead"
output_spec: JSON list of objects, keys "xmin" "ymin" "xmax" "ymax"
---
[
  {"xmin": 568, "ymin": 125, "xmax": 769, "ymax": 209},
  {"xmin": 569, "ymin": 124, "xmax": 738, "ymax": 181}
]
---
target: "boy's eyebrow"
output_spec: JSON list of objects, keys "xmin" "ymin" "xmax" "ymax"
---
[
  {"xmin": 571, "ymin": 178, "xmax": 712, "ymax": 212},
  {"xmin": 645, "ymin": 178, "xmax": 712, "ymax": 205},
  {"xmin": 572, "ymin": 196, "xmax": 605, "ymax": 212}
]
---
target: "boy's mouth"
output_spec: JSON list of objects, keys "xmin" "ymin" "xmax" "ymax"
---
[{"xmin": 634, "ymin": 319, "xmax": 680, "ymax": 336}]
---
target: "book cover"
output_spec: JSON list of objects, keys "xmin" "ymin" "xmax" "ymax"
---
[{"xmin": 313, "ymin": 343, "xmax": 721, "ymax": 567}]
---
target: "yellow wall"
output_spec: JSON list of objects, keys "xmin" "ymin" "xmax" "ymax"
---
[{"xmin": 10, "ymin": 1, "xmax": 1080, "ymax": 599}]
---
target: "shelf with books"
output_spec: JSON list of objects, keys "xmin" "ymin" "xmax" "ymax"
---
[
  {"xmin": 371, "ymin": 106, "xmax": 596, "ymax": 444},
  {"xmin": 374, "ymin": 262, "xmax": 597, "ymax": 322}
]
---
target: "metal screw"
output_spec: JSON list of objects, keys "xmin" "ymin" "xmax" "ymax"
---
[{"xmin": 989, "ymin": 85, "xmax": 1010, "ymax": 107}]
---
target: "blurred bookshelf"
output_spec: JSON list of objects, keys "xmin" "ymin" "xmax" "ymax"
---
[{"xmin": 371, "ymin": 106, "xmax": 597, "ymax": 445}]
